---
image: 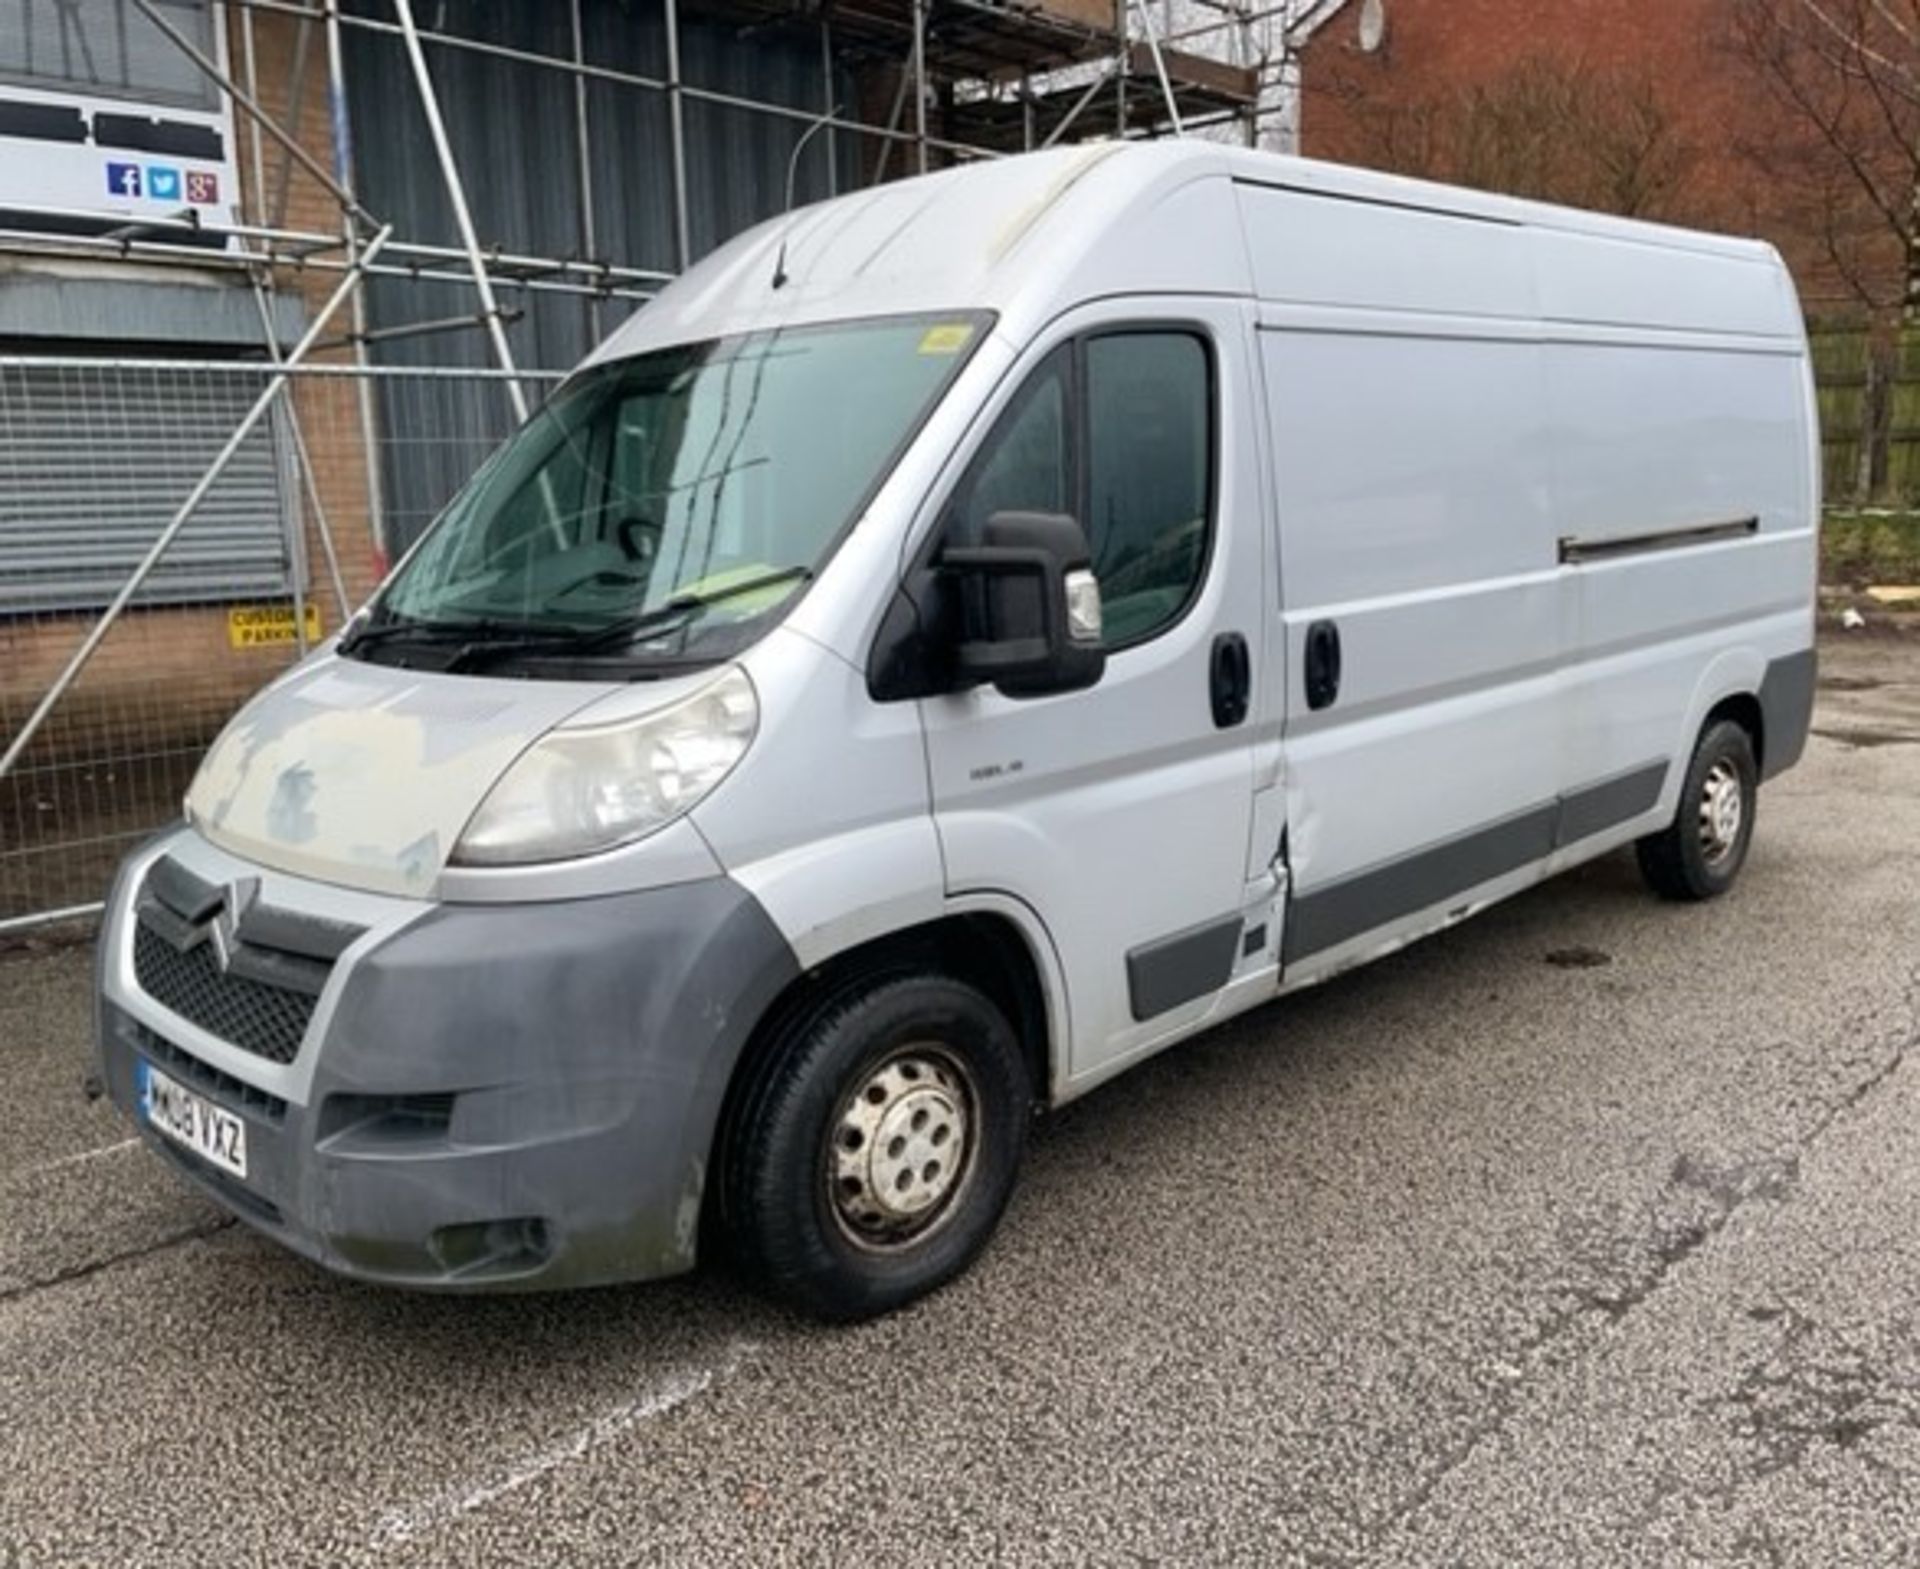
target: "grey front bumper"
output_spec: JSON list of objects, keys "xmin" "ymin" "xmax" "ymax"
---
[{"xmin": 97, "ymin": 832, "xmax": 799, "ymax": 1289}]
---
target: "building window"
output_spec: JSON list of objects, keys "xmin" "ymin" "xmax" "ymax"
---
[{"xmin": 0, "ymin": 0, "xmax": 217, "ymax": 110}]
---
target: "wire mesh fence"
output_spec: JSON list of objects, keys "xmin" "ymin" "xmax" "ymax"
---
[{"xmin": 0, "ymin": 356, "xmax": 560, "ymax": 929}]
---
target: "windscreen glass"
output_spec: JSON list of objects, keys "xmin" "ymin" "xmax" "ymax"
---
[{"xmin": 364, "ymin": 313, "xmax": 988, "ymax": 668}]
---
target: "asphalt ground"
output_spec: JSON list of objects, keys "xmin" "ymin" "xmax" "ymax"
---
[{"xmin": 2, "ymin": 631, "xmax": 1918, "ymax": 1567}]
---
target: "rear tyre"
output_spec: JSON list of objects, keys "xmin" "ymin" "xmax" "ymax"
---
[
  {"xmin": 719, "ymin": 972, "xmax": 1030, "ymax": 1322},
  {"xmin": 1636, "ymin": 718, "xmax": 1758, "ymax": 901}
]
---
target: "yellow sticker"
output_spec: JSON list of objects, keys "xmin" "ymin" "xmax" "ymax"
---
[
  {"xmin": 227, "ymin": 602, "xmax": 323, "ymax": 649},
  {"xmin": 918, "ymin": 322, "xmax": 974, "ymax": 356}
]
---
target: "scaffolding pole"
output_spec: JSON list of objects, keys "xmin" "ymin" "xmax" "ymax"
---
[
  {"xmin": 1131, "ymin": 0, "xmax": 1186, "ymax": 135},
  {"xmin": 391, "ymin": 0, "xmax": 529, "ymax": 426},
  {"xmin": 912, "ymin": 0, "xmax": 929, "ymax": 175},
  {"xmin": 323, "ymin": 0, "xmax": 390, "ymax": 562},
  {"xmin": 569, "ymin": 0, "xmax": 603, "ymax": 342},
  {"xmin": 0, "ymin": 227, "xmax": 395, "ymax": 787},
  {"xmin": 664, "ymin": 0, "xmax": 693, "ymax": 271},
  {"xmin": 132, "ymin": 0, "xmax": 376, "ymax": 230},
  {"xmin": 227, "ymin": 0, "xmax": 1004, "ymax": 167}
]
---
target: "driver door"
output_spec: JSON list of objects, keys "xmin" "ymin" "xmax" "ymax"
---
[{"xmin": 918, "ymin": 299, "xmax": 1270, "ymax": 1084}]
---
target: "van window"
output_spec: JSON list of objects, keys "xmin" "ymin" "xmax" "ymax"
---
[
  {"xmin": 1085, "ymin": 332, "xmax": 1212, "ymax": 645},
  {"xmin": 946, "ymin": 329, "xmax": 1212, "ymax": 649},
  {"xmin": 950, "ymin": 347, "xmax": 1073, "ymax": 545}
]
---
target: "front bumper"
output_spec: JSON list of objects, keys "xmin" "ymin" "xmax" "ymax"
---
[{"xmin": 96, "ymin": 830, "xmax": 798, "ymax": 1290}]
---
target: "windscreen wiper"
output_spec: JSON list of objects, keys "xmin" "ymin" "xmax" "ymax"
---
[
  {"xmin": 341, "ymin": 613, "xmax": 586, "ymax": 665},
  {"xmin": 340, "ymin": 614, "xmax": 502, "ymax": 655},
  {"xmin": 558, "ymin": 565, "xmax": 818, "ymax": 656}
]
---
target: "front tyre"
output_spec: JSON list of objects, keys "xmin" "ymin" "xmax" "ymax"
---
[
  {"xmin": 720, "ymin": 973, "xmax": 1030, "ymax": 1322},
  {"xmin": 1636, "ymin": 718, "xmax": 1759, "ymax": 901}
]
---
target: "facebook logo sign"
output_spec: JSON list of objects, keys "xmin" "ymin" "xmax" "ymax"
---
[
  {"xmin": 147, "ymin": 165, "xmax": 182, "ymax": 201},
  {"xmin": 106, "ymin": 162, "xmax": 142, "ymax": 198}
]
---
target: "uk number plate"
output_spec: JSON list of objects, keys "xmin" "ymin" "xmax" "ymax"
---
[{"xmin": 137, "ymin": 1060, "xmax": 248, "ymax": 1179}]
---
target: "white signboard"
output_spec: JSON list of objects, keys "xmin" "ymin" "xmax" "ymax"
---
[{"xmin": 0, "ymin": 78, "xmax": 241, "ymax": 236}]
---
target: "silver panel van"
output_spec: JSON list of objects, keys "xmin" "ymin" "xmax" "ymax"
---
[{"xmin": 97, "ymin": 143, "xmax": 1819, "ymax": 1318}]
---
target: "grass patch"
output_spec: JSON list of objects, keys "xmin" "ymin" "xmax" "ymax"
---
[{"xmin": 1824, "ymin": 511, "xmax": 1920, "ymax": 586}]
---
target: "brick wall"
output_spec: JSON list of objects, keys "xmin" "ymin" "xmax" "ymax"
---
[{"xmin": 1297, "ymin": 0, "xmax": 1897, "ymax": 312}]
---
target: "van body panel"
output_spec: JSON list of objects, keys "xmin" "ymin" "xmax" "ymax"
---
[
  {"xmin": 1529, "ymin": 228, "xmax": 1800, "ymax": 339},
  {"xmin": 1257, "ymin": 319, "xmax": 1564, "ymax": 909},
  {"xmin": 704, "ymin": 636, "xmax": 946, "ymax": 970},
  {"xmin": 1237, "ymin": 182, "xmax": 1539, "ymax": 320}
]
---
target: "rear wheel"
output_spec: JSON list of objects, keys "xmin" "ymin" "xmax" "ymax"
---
[
  {"xmin": 719, "ymin": 972, "xmax": 1030, "ymax": 1321},
  {"xmin": 1636, "ymin": 718, "xmax": 1758, "ymax": 901}
]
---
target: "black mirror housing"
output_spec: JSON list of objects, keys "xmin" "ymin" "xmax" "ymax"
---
[{"xmin": 944, "ymin": 510, "xmax": 1107, "ymax": 699}]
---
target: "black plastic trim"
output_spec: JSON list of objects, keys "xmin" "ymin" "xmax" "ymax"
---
[
  {"xmin": 1127, "ymin": 913, "xmax": 1244, "ymax": 1022},
  {"xmin": 1283, "ymin": 760, "xmax": 1670, "ymax": 964},
  {"xmin": 1558, "ymin": 516, "xmax": 1758, "ymax": 565},
  {"xmin": 1757, "ymin": 646, "xmax": 1816, "ymax": 780}
]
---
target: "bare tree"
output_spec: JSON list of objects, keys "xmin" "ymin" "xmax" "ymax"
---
[
  {"xmin": 1728, "ymin": 0, "xmax": 1920, "ymax": 318},
  {"xmin": 1316, "ymin": 55, "xmax": 1692, "ymax": 221},
  {"xmin": 1728, "ymin": 0, "xmax": 1920, "ymax": 498}
]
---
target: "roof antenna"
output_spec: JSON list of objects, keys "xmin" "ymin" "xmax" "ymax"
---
[{"xmin": 771, "ymin": 104, "xmax": 841, "ymax": 291}]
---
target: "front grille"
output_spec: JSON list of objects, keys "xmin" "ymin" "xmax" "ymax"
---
[
  {"xmin": 134, "ymin": 1020, "xmax": 289, "ymax": 1124},
  {"xmin": 134, "ymin": 922, "xmax": 316, "ymax": 1065},
  {"xmin": 129, "ymin": 855, "xmax": 364, "ymax": 1067}
]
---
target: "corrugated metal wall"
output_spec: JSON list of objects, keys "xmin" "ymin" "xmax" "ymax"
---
[{"xmin": 343, "ymin": 0, "xmax": 862, "ymax": 550}]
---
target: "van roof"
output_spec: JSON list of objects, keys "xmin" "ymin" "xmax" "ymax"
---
[{"xmin": 589, "ymin": 141, "xmax": 1787, "ymax": 365}]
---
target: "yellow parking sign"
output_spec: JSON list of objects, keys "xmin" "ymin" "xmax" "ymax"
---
[{"xmin": 227, "ymin": 603, "xmax": 323, "ymax": 649}]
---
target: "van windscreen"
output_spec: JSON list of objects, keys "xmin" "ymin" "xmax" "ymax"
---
[{"xmin": 358, "ymin": 312, "xmax": 990, "ymax": 671}]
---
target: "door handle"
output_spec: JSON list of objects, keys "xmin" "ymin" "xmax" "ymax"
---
[
  {"xmin": 1210, "ymin": 631, "xmax": 1251, "ymax": 729},
  {"xmin": 1304, "ymin": 619, "xmax": 1341, "ymax": 711}
]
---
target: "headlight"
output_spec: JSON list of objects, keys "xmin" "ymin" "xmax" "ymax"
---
[{"xmin": 453, "ymin": 667, "xmax": 757, "ymax": 866}]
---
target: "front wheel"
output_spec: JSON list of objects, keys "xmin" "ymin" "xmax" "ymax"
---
[
  {"xmin": 718, "ymin": 972, "xmax": 1031, "ymax": 1321},
  {"xmin": 1636, "ymin": 718, "xmax": 1758, "ymax": 901}
]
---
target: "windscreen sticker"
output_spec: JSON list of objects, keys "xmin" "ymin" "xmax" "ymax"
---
[{"xmin": 918, "ymin": 322, "xmax": 974, "ymax": 356}]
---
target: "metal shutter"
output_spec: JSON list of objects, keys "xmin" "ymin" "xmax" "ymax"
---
[{"xmin": 0, "ymin": 359, "xmax": 295, "ymax": 613}]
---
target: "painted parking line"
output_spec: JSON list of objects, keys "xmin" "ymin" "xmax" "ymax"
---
[
  {"xmin": 18, "ymin": 1136, "xmax": 141, "ymax": 1177},
  {"xmin": 371, "ymin": 1340, "xmax": 760, "ymax": 1551}
]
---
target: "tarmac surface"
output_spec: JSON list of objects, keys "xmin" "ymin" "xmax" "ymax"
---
[{"xmin": 2, "ymin": 630, "xmax": 1918, "ymax": 1567}]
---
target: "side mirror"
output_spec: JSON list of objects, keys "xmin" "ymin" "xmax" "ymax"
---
[{"xmin": 944, "ymin": 510, "xmax": 1106, "ymax": 699}]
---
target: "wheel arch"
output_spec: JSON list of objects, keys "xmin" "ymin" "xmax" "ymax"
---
[
  {"xmin": 701, "ymin": 901, "xmax": 1067, "ymax": 1256},
  {"xmin": 1703, "ymin": 689, "xmax": 1766, "ymax": 773}
]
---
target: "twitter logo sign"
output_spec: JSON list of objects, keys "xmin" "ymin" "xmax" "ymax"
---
[{"xmin": 147, "ymin": 165, "xmax": 182, "ymax": 202}]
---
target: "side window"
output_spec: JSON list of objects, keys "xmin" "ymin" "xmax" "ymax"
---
[
  {"xmin": 949, "ymin": 346, "xmax": 1072, "ymax": 547},
  {"xmin": 939, "ymin": 329, "xmax": 1211, "ymax": 650},
  {"xmin": 1084, "ymin": 332, "xmax": 1212, "ymax": 645}
]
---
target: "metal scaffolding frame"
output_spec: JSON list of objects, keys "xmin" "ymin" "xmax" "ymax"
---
[{"xmin": 0, "ymin": 0, "xmax": 1284, "ymax": 931}]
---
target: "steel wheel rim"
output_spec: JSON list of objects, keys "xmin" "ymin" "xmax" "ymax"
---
[
  {"xmin": 1698, "ymin": 758, "xmax": 1744, "ymax": 865},
  {"xmin": 826, "ymin": 1044, "xmax": 978, "ymax": 1252}
]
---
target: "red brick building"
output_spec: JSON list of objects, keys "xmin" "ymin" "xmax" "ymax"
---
[{"xmin": 1296, "ymin": 0, "xmax": 1897, "ymax": 314}]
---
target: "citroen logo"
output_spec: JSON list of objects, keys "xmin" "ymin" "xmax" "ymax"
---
[{"xmin": 206, "ymin": 878, "xmax": 260, "ymax": 974}]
